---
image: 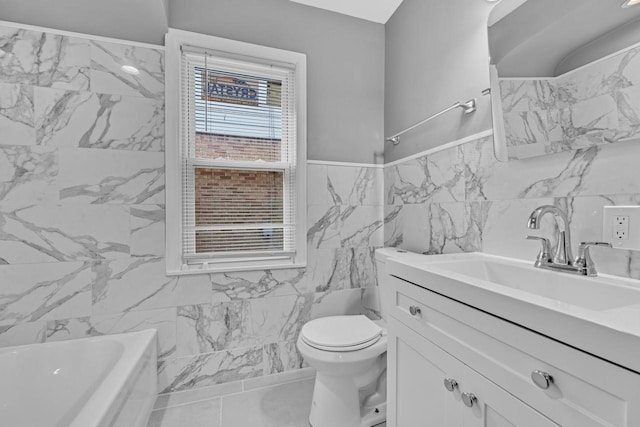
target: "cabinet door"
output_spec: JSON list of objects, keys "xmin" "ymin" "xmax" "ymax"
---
[
  {"xmin": 391, "ymin": 325, "xmax": 462, "ymax": 426},
  {"xmin": 389, "ymin": 318, "xmax": 558, "ymax": 427},
  {"xmin": 458, "ymin": 359, "xmax": 557, "ymax": 427}
]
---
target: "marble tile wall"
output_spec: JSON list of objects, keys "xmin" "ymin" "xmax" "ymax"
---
[
  {"xmin": 385, "ymin": 132, "xmax": 640, "ymax": 281},
  {"xmin": 499, "ymin": 43, "xmax": 640, "ymax": 159},
  {"xmin": 0, "ymin": 24, "xmax": 384, "ymax": 394}
]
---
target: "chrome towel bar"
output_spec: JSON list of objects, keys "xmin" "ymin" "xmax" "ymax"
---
[{"xmin": 385, "ymin": 98, "xmax": 477, "ymax": 145}]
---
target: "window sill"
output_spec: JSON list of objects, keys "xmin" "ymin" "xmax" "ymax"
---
[{"xmin": 166, "ymin": 262, "xmax": 307, "ymax": 276}]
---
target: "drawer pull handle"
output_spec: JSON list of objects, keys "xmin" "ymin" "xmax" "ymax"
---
[
  {"xmin": 461, "ymin": 392, "xmax": 477, "ymax": 408},
  {"xmin": 531, "ymin": 370, "xmax": 553, "ymax": 390},
  {"xmin": 443, "ymin": 378, "xmax": 458, "ymax": 392},
  {"xmin": 409, "ymin": 305, "xmax": 421, "ymax": 316}
]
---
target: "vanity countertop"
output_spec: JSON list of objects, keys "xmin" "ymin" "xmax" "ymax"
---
[{"xmin": 385, "ymin": 251, "xmax": 640, "ymax": 374}]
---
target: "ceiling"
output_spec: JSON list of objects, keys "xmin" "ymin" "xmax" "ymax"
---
[
  {"xmin": 288, "ymin": 0, "xmax": 404, "ymax": 24},
  {"xmin": 0, "ymin": 0, "xmax": 402, "ymax": 45},
  {"xmin": 0, "ymin": 0, "xmax": 169, "ymax": 45}
]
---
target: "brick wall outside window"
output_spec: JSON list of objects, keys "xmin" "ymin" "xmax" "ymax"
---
[
  {"xmin": 194, "ymin": 133, "xmax": 284, "ymax": 253},
  {"xmin": 195, "ymin": 132, "xmax": 281, "ymax": 162}
]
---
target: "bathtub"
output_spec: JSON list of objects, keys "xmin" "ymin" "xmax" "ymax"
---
[{"xmin": 0, "ymin": 329, "xmax": 157, "ymax": 427}]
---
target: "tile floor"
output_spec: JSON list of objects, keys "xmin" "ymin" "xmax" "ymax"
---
[{"xmin": 147, "ymin": 369, "xmax": 387, "ymax": 427}]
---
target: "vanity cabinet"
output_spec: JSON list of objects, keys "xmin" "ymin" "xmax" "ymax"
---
[
  {"xmin": 392, "ymin": 318, "xmax": 558, "ymax": 426},
  {"xmin": 387, "ymin": 275, "xmax": 640, "ymax": 427}
]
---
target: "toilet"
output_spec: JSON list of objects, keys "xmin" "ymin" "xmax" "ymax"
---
[
  {"xmin": 297, "ymin": 315, "xmax": 387, "ymax": 427},
  {"xmin": 297, "ymin": 248, "xmax": 399, "ymax": 427}
]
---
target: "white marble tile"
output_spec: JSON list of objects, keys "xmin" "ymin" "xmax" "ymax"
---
[
  {"xmin": 0, "ymin": 261, "xmax": 92, "ymax": 326},
  {"xmin": 384, "ymin": 205, "xmax": 403, "ymax": 247},
  {"xmin": 560, "ymin": 94, "xmax": 619, "ymax": 148},
  {"xmin": 210, "ymin": 268, "xmax": 307, "ymax": 302},
  {"xmin": 616, "ymin": 84, "xmax": 640, "ymax": 133},
  {"xmin": 397, "ymin": 204, "xmax": 430, "ymax": 254},
  {"xmin": 327, "ymin": 165, "xmax": 382, "ymax": 206},
  {"xmin": 305, "ymin": 246, "xmax": 377, "ymax": 293},
  {"xmin": 307, "ymin": 205, "xmax": 341, "ymax": 249},
  {"xmin": 339, "ymin": 206, "xmax": 384, "ymax": 248},
  {"xmin": 158, "ymin": 346, "xmax": 263, "ymax": 393},
  {"xmin": 384, "ymin": 147, "xmax": 464, "ymax": 205},
  {"xmin": 0, "ymin": 204, "xmax": 130, "ymax": 263},
  {"xmin": 176, "ymin": 301, "xmax": 255, "ymax": 356},
  {"xmin": 499, "ymin": 79, "xmax": 556, "ymax": 113},
  {"xmin": 361, "ymin": 286, "xmax": 381, "ymax": 320},
  {"xmin": 35, "ymin": 88, "xmax": 164, "ymax": 150},
  {"xmin": 464, "ymin": 136, "xmax": 640, "ymax": 201},
  {"xmin": 0, "ymin": 145, "xmax": 58, "ymax": 210},
  {"xmin": 45, "ymin": 307, "xmax": 177, "ymax": 359},
  {"xmin": 131, "ymin": 204, "xmax": 165, "ymax": 257},
  {"xmin": 556, "ymin": 46, "xmax": 640, "ymax": 104},
  {"xmin": 148, "ymin": 398, "xmax": 221, "ymax": 427},
  {"xmin": 263, "ymin": 340, "xmax": 304, "ymax": 375},
  {"xmin": 0, "ymin": 83, "xmax": 34, "ymax": 145},
  {"xmin": 308, "ymin": 205, "xmax": 383, "ymax": 249},
  {"xmin": 0, "ymin": 321, "xmax": 47, "ymax": 347},
  {"xmin": 90, "ymin": 41, "xmax": 164, "ymax": 99},
  {"xmin": 248, "ymin": 294, "xmax": 304, "ymax": 344},
  {"xmin": 58, "ymin": 147, "xmax": 164, "ymax": 204},
  {"xmin": 399, "ymin": 202, "xmax": 484, "ymax": 255},
  {"xmin": 503, "ymin": 110, "xmax": 548, "ymax": 148},
  {"xmin": 34, "ymin": 87, "xmax": 95, "ymax": 146},
  {"xmin": 482, "ymin": 198, "xmax": 559, "ymax": 261},
  {"xmin": 309, "ymin": 288, "xmax": 365, "ymax": 320},
  {"xmin": 0, "ymin": 27, "xmax": 89, "ymax": 90},
  {"xmin": 91, "ymin": 257, "xmax": 212, "ymax": 315}
]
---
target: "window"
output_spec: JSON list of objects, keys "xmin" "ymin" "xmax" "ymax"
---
[{"xmin": 166, "ymin": 30, "xmax": 307, "ymax": 274}]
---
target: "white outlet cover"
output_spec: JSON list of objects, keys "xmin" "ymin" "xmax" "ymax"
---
[{"xmin": 603, "ymin": 206, "xmax": 640, "ymax": 250}]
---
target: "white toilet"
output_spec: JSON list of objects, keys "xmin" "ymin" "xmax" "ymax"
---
[
  {"xmin": 297, "ymin": 315, "xmax": 387, "ymax": 427},
  {"xmin": 297, "ymin": 248, "xmax": 400, "ymax": 427}
]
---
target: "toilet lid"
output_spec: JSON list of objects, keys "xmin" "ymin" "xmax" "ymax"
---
[{"xmin": 301, "ymin": 315, "xmax": 382, "ymax": 350}]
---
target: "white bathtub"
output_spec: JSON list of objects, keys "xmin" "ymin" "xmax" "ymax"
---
[{"xmin": 0, "ymin": 329, "xmax": 157, "ymax": 427}]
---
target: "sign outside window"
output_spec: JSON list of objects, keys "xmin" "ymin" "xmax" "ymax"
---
[{"xmin": 199, "ymin": 70, "xmax": 282, "ymax": 108}]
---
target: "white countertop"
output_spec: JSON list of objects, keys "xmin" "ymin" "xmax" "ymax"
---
[{"xmin": 385, "ymin": 251, "xmax": 640, "ymax": 374}]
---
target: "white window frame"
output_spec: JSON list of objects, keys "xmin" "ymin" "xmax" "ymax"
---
[{"xmin": 165, "ymin": 29, "xmax": 307, "ymax": 275}]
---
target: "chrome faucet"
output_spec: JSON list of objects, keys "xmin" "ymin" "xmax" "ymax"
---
[
  {"xmin": 526, "ymin": 205, "xmax": 612, "ymax": 276},
  {"xmin": 527, "ymin": 205, "xmax": 574, "ymax": 265}
]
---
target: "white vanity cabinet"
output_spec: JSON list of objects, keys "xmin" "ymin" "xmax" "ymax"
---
[{"xmin": 387, "ymin": 275, "xmax": 640, "ymax": 427}]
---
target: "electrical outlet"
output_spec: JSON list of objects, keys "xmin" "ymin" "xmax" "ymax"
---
[
  {"xmin": 614, "ymin": 215, "xmax": 629, "ymax": 240},
  {"xmin": 603, "ymin": 206, "xmax": 640, "ymax": 249}
]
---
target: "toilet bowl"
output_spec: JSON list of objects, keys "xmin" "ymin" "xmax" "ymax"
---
[{"xmin": 297, "ymin": 315, "xmax": 387, "ymax": 427}]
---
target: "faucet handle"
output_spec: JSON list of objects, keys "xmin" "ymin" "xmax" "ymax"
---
[
  {"xmin": 526, "ymin": 235, "xmax": 552, "ymax": 265},
  {"xmin": 575, "ymin": 242, "xmax": 613, "ymax": 276}
]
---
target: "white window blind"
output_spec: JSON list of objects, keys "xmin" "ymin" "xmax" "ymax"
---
[{"xmin": 180, "ymin": 46, "xmax": 299, "ymax": 267}]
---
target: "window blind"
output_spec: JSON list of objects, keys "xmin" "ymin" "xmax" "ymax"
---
[{"xmin": 181, "ymin": 46, "xmax": 298, "ymax": 265}]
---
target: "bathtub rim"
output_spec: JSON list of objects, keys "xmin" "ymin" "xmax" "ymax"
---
[{"xmin": 68, "ymin": 329, "xmax": 157, "ymax": 427}]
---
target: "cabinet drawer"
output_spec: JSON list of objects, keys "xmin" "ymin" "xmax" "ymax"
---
[{"xmin": 389, "ymin": 275, "xmax": 640, "ymax": 427}]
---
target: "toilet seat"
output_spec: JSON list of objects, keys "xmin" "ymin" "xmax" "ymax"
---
[{"xmin": 300, "ymin": 315, "xmax": 382, "ymax": 352}]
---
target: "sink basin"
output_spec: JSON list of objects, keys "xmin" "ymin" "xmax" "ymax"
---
[
  {"xmin": 427, "ymin": 257, "xmax": 640, "ymax": 311},
  {"xmin": 385, "ymin": 251, "xmax": 640, "ymax": 374}
]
